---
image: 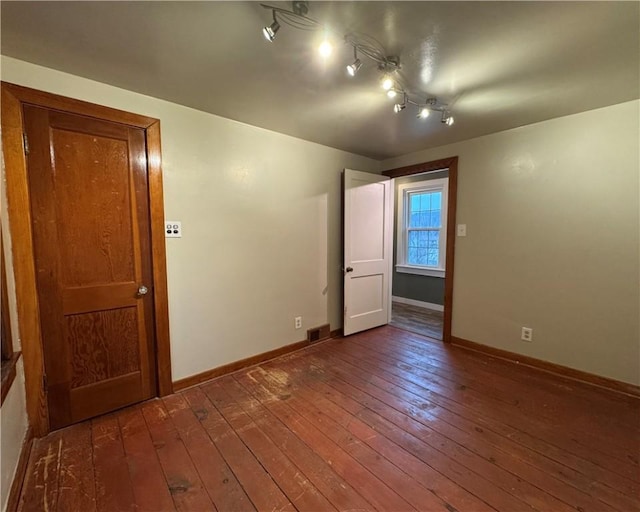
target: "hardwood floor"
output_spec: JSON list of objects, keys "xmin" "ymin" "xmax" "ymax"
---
[
  {"xmin": 390, "ymin": 301, "xmax": 444, "ymax": 340},
  {"xmin": 18, "ymin": 326, "xmax": 640, "ymax": 512}
]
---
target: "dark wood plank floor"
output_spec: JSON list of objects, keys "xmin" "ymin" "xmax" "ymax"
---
[
  {"xmin": 18, "ymin": 326, "xmax": 640, "ymax": 512},
  {"xmin": 390, "ymin": 301, "xmax": 443, "ymax": 340}
]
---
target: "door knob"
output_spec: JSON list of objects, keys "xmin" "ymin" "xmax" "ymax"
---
[
  {"xmin": 138, "ymin": 285, "xmax": 149, "ymax": 296},
  {"xmin": 345, "ymin": 267, "xmax": 354, "ymax": 273}
]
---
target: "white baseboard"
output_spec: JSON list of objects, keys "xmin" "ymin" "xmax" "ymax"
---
[{"xmin": 392, "ymin": 296, "xmax": 444, "ymax": 312}]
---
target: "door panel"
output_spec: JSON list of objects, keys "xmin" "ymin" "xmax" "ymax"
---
[
  {"xmin": 343, "ymin": 169, "xmax": 393, "ymax": 336},
  {"xmin": 24, "ymin": 105, "xmax": 157, "ymax": 429}
]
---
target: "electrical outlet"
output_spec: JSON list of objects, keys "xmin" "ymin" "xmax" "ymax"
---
[
  {"xmin": 457, "ymin": 224, "xmax": 467, "ymax": 237},
  {"xmin": 521, "ymin": 327, "xmax": 533, "ymax": 342},
  {"xmin": 295, "ymin": 316, "xmax": 302, "ymax": 329}
]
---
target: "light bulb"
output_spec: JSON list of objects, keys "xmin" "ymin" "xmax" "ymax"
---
[
  {"xmin": 446, "ymin": 115, "xmax": 454, "ymax": 126},
  {"xmin": 387, "ymin": 89, "xmax": 397, "ymax": 99},
  {"xmin": 394, "ymin": 103, "xmax": 406, "ymax": 113},
  {"xmin": 417, "ymin": 107, "xmax": 430, "ymax": 119},
  {"xmin": 319, "ymin": 40, "xmax": 333, "ymax": 58},
  {"xmin": 381, "ymin": 77, "xmax": 394, "ymax": 90}
]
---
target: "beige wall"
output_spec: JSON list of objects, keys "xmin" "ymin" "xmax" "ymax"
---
[
  {"xmin": 0, "ymin": 359, "xmax": 28, "ymax": 511},
  {"xmin": 383, "ymin": 100, "xmax": 640, "ymax": 385},
  {"xmin": 0, "ymin": 56, "xmax": 380, "ymax": 383}
]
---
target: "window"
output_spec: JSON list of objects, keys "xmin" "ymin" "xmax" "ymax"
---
[{"xmin": 396, "ymin": 177, "xmax": 448, "ymax": 277}]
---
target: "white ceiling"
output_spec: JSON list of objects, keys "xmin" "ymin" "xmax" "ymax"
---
[{"xmin": 2, "ymin": 1, "xmax": 638, "ymax": 160}]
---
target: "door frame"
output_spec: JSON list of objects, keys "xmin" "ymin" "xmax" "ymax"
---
[
  {"xmin": 1, "ymin": 82, "xmax": 173, "ymax": 436},
  {"xmin": 382, "ymin": 156, "xmax": 458, "ymax": 343}
]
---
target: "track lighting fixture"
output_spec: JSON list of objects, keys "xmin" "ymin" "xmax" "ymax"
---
[
  {"xmin": 346, "ymin": 48, "xmax": 362, "ymax": 77},
  {"xmin": 260, "ymin": 1, "xmax": 456, "ymax": 127},
  {"xmin": 262, "ymin": 14, "xmax": 280, "ymax": 42}
]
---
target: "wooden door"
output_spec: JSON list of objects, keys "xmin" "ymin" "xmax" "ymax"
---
[
  {"xmin": 24, "ymin": 105, "xmax": 157, "ymax": 429},
  {"xmin": 343, "ymin": 169, "xmax": 393, "ymax": 336}
]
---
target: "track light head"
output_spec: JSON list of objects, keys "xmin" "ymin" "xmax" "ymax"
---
[
  {"xmin": 347, "ymin": 58, "xmax": 362, "ymax": 77},
  {"xmin": 441, "ymin": 110, "xmax": 454, "ymax": 125},
  {"xmin": 263, "ymin": 17, "xmax": 280, "ymax": 42},
  {"xmin": 417, "ymin": 107, "xmax": 430, "ymax": 119},
  {"xmin": 394, "ymin": 103, "xmax": 406, "ymax": 113}
]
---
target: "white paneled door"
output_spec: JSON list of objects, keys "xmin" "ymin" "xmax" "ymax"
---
[{"xmin": 343, "ymin": 169, "xmax": 393, "ymax": 336}]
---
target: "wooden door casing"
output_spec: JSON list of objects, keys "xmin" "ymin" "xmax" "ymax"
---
[
  {"xmin": 24, "ymin": 105, "xmax": 158, "ymax": 429},
  {"xmin": 2, "ymin": 82, "xmax": 172, "ymax": 437}
]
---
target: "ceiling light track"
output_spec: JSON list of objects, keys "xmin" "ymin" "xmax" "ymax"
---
[{"xmin": 260, "ymin": 2, "xmax": 455, "ymax": 125}]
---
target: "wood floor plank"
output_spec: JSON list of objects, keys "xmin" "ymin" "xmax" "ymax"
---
[
  {"xmin": 56, "ymin": 423, "xmax": 96, "ymax": 512},
  {"xmin": 141, "ymin": 399, "xmax": 216, "ymax": 511},
  {"xmin": 18, "ymin": 325, "xmax": 639, "ymax": 512},
  {"xmin": 248, "ymin": 363, "xmax": 483, "ymax": 512},
  {"xmin": 325, "ymin": 348, "xmax": 638, "ymax": 511},
  {"xmin": 363, "ymin": 331, "xmax": 640, "ymax": 449},
  {"xmin": 19, "ymin": 430, "xmax": 64, "ymax": 512},
  {"xmin": 382, "ymin": 328, "xmax": 640, "ymax": 433},
  {"xmin": 275, "ymin": 349, "xmax": 628, "ymax": 512},
  {"xmin": 222, "ymin": 375, "xmax": 375, "ymax": 512},
  {"xmin": 182, "ymin": 386, "xmax": 296, "ymax": 512},
  {"xmin": 233, "ymin": 368, "xmax": 416, "ymax": 511},
  {"xmin": 202, "ymin": 378, "xmax": 338, "ymax": 512},
  {"xmin": 334, "ymin": 334, "xmax": 638, "ymax": 494},
  {"xmin": 162, "ymin": 393, "xmax": 257, "ymax": 512},
  {"xmin": 297, "ymin": 350, "xmax": 593, "ymax": 512},
  {"xmin": 91, "ymin": 414, "xmax": 136, "ymax": 512},
  {"xmin": 118, "ymin": 406, "xmax": 176, "ymax": 512}
]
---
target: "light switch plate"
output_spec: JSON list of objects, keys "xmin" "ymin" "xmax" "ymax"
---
[
  {"xmin": 457, "ymin": 224, "xmax": 467, "ymax": 237},
  {"xmin": 165, "ymin": 221, "xmax": 182, "ymax": 238}
]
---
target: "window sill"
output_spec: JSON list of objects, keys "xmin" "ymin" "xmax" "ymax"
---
[
  {"xmin": 1, "ymin": 351, "xmax": 21, "ymax": 406},
  {"xmin": 396, "ymin": 265, "xmax": 445, "ymax": 278}
]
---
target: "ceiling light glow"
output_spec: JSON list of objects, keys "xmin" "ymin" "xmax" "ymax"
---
[
  {"xmin": 387, "ymin": 89, "xmax": 398, "ymax": 99},
  {"xmin": 381, "ymin": 77, "xmax": 394, "ymax": 90},
  {"xmin": 319, "ymin": 40, "xmax": 333, "ymax": 58}
]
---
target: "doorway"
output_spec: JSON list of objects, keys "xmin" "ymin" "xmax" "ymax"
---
[
  {"xmin": 1, "ymin": 83, "xmax": 173, "ymax": 436},
  {"xmin": 382, "ymin": 157, "xmax": 458, "ymax": 343}
]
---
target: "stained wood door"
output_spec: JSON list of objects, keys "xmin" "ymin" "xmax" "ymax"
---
[
  {"xmin": 343, "ymin": 169, "xmax": 393, "ymax": 336},
  {"xmin": 24, "ymin": 105, "xmax": 157, "ymax": 430}
]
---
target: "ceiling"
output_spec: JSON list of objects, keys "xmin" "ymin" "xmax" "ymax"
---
[{"xmin": 2, "ymin": 1, "xmax": 638, "ymax": 160}]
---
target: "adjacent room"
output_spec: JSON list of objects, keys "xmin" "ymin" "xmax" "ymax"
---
[{"xmin": 0, "ymin": 2, "xmax": 638, "ymax": 511}]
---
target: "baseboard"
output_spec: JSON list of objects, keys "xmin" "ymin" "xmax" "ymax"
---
[
  {"xmin": 173, "ymin": 328, "xmax": 342, "ymax": 392},
  {"xmin": 392, "ymin": 296, "xmax": 444, "ymax": 312},
  {"xmin": 6, "ymin": 426, "xmax": 34, "ymax": 512},
  {"xmin": 451, "ymin": 336, "xmax": 640, "ymax": 398}
]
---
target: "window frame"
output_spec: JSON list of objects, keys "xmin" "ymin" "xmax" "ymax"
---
[{"xmin": 396, "ymin": 177, "xmax": 449, "ymax": 278}]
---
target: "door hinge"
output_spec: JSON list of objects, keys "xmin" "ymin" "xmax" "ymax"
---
[{"xmin": 23, "ymin": 133, "xmax": 29, "ymax": 155}]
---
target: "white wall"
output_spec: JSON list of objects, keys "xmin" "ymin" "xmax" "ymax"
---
[
  {"xmin": 383, "ymin": 100, "xmax": 640, "ymax": 385},
  {"xmin": 0, "ymin": 360, "xmax": 28, "ymax": 511},
  {"xmin": 0, "ymin": 55, "xmax": 380, "ymax": 380}
]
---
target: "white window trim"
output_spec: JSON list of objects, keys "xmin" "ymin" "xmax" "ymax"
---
[{"xmin": 396, "ymin": 177, "xmax": 448, "ymax": 278}]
